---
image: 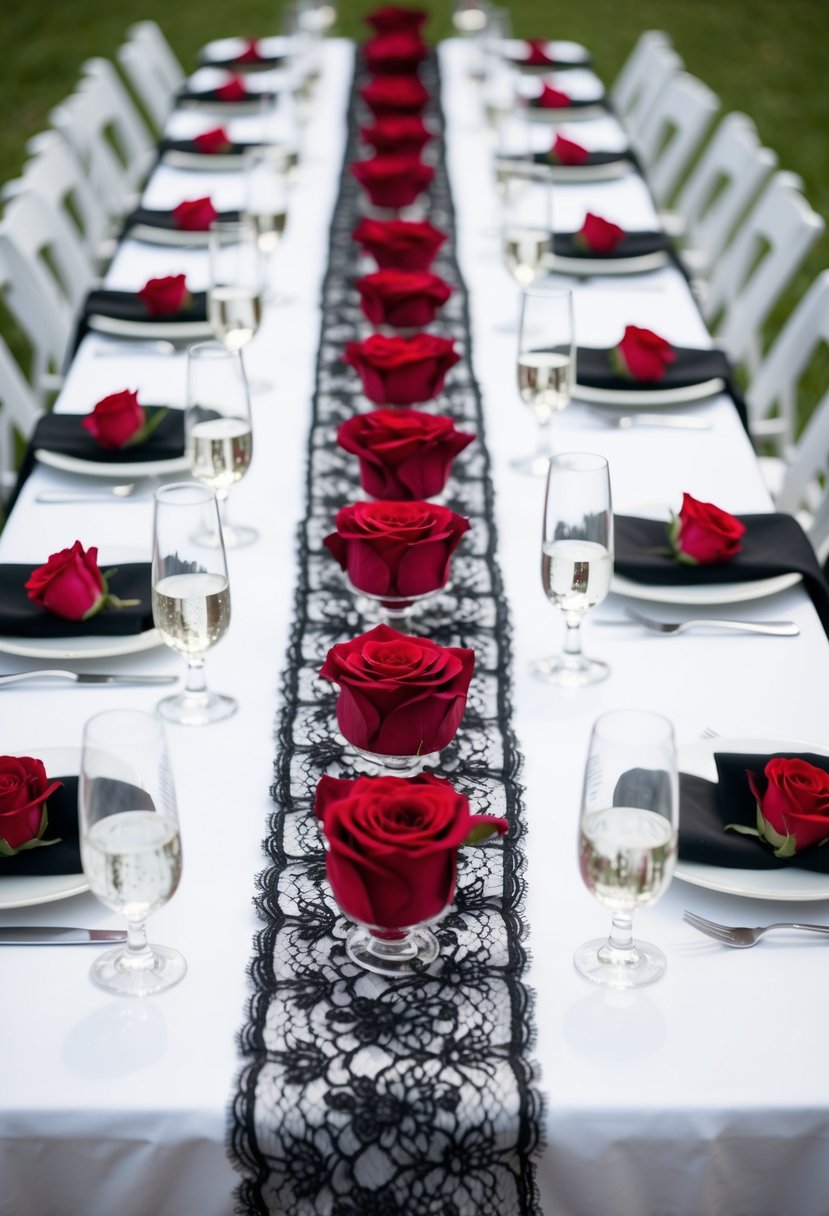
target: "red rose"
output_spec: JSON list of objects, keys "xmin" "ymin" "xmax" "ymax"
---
[
  {"xmin": 577, "ymin": 212, "xmax": 625, "ymax": 254},
  {"xmin": 746, "ymin": 758, "xmax": 829, "ymax": 857},
  {"xmin": 669, "ymin": 492, "xmax": 746, "ymax": 565},
  {"xmin": 216, "ymin": 74, "xmax": 248, "ymax": 101},
  {"xmin": 193, "ymin": 126, "xmax": 233, "ymax": 154},
  {"xmin": 343, "ymin": 333, "xmax": 460, "ymax": 405},
  {"xmin": 173, "ymin": 197, "xmax": 219, "ymax": 231},
  {"xmin": 360, "ymin": 115, "xmax": 433, "ymax": 156},
  {"xmin": 521, "ymin": 39, "xmax": 557, "ymax": 67},
  {"xmin": 138, "ymin": 274, "xmax": 191, "ymax": 317},
  {"xmin": 548, "ymin": 135, "xmax": 589, "ymax": 166},
  {"xmin": 364, "ymin": 32, "xmax": 428, "ymax": 75},
  {"xmin": 324, "ymin": 500, "xmax": 469, "ymax": 599},
  {"xmin": 350, "ymin": 154, "xmax": 434, "ymax": 209},
  {"xmin": 0, "ymin": 756, "xmax": 62, "ymax": 855},
  {"xmin": 365, "ymin": 6, "xmax": 428, "ymax": 35},
  {"xmin": 535, "ymin": 84, "xmax": 572, "ymax": 109},
  {"xmin": 235, "ymin": 38, "xmax": 264, "ymax": 64},
  {"xmin": 356, "ymin": 269, "xmax": 452, "ymax": 328},
  {"xmin": 337, "ymin": 408, "xmax": 475, "ymax": 500},
  {"xmin": 81, "ymin": 388, "xmax": 145, "ymax": 450},
  {"xmin": 352, "ymin": 217, "xmax": 447, "ymax": 270},
  {"xmin": 25, "ymin": 540, "xmax": 106, "ymax": 622},
  {"xmin": 318, "ymin": 623, "xmax": 475, "ymax": 757},
  {"xmin": 614, "ymin": 325, "xmax": 676, "ymax": 382},
  {"xmin": 360, "ymin": 75, "xmax": 430, "ymax": 117},
  {"xmin": 315, "ymin": 773, "xmax": 507, "ymax": 929}
]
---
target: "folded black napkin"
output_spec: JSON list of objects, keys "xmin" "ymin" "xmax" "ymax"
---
[
  {"xmin": 157, "ymin": 137, "xmax": 258, "ymax": 159},
  {"xmin": 30, "ymin": 409, "xmax": 184, "ymax": 463},
  {"xmin": 527, "ymin": 94, "xmax": 608, "ymax": 112},
  {"xmin": 506, "ymin": 49, "xmax": 592, "ymax": 71},
  {"xmin": 123, "ymin": 206, "xmax": 241, "ymax": 235},
  {"xmin": 74, "ymin": 287, "xmax": 209, "ymax": 355},
  {"xmin": 614, "ymin": 512, "xmax": 829, "ymax": 635},
  {"xmin": 576, "ymin": 344, "xmax": 731, "ymax": 391},
  {"xmin": 679, "ymin": 752, "xmax": 829, "ymax": 873},
  {"xmin": 535, "ymin": 149, "xmax": 634, "ymax": 171},
  {"xmin": 197, "ymin": 50, "xmax": 286, "ymax": 71},
  {"xmin": 177, "ymin": 85, "xmax": 262, "ymax": 105},
  {"xmin": 1, "ymin": 778, "xmax": 81, "ymax": 877},
  {"xmin": 0, "ymin": 564, "xmax": 153, "ymax": 638},
  {"xmin": 554, "ymin": 230, "xmax": 671, "ymax": 260}
]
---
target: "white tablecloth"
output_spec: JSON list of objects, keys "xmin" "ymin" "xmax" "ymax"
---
[{"xmin": 0, "ymin": 38, "xmax": 828, "ymax": 1216}]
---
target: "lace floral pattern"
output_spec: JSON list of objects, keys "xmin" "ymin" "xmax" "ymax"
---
[{"xmin": 229, "ymin": 51, "xmax": 541, "ymax": 1216}]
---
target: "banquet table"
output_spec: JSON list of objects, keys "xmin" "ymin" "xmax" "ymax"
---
[{"xmin": 1, "ymin": 36, "xmax": 829, "ymax": 1216}]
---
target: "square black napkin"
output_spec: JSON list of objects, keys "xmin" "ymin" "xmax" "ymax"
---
[
  {"xmin": 30, "ymin": 409, "xmax": 184, "ymax": 464},
  {"xmin": 73, "ymin": 287, "xmax": 209, "ymax": 355},
  {"xmin": 554, "ymin": 230, "xmax": 672, "ymax": 260},
  {"xmin": 577, "ymin": 344, "xmax": 732, "ymax": 391},
  {"xmin": 157, "ymin": 136, "xmax": 259, "ymax": 160},
  {"xmin": 527, "ymin": 94, "xmax": 609, "ymax": 112},
  {"xmin": 122, "ymin": 206, "xmax": 241, "ymax": 236},
  {"xmin": 0, "ymin": 777, "xmax": 80, "ymax": 877},
  {"xmin": 0, "ymin": 564, "xmax": 153, "ymax": 637},
  {"xmin": 679, "ymin": 752, "xmax": 829, "ymax": 872}
]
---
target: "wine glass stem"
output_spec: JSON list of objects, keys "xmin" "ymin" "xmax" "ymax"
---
[
  {"xmin": 562, "ymin": 611, "xmax": 584, "ymax": 658},
  {"xmin": 124, "ymin": 917, "xmax": 154, "ymax": 970},
  {"xmin": 185, "ymin": 655, "xmax": 207, "ymax": 697},
  {"xmin": 608, "ymin": 911, "xmax": 634, "ymax": 953},
  {"xmin": 534, "ymin": 416, "xmax": 553, "ymax": 460}
]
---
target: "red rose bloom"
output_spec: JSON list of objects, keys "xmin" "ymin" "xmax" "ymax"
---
[
  {"xmin": 25, "ymin": 540, "xmax": 106, "ymax": 622},
  {"xmin": 216, "ymin": 74, "xmax": 248, "ymax": 101},
  {"xmin": 193, "ymin": 126, "xmax": 233, "ymax": 154},
  {"xmin": 344, "ymin": 333, "xmax": 460, "ymax": 406},
  {"xmin": 356, "ymin": 269, "xmax": 452, "ymax": 328},
  {"xmin": 669, "ymin": 492, "xmax": 746, "ymax": 565},
  {"xmin": 352, "ymin": 217, "xmax": 446, "ymax": 270},
  {"xmin": 81, "ymin": 388, "xmax": 145, "ymax": 450},
  {"xmin": 521, "ymin": 39, "xmax": 558, "ymax": 67},
  {"xmin": 319, "ymin": 623, "xmax": 475, "ymax": 757},
  {"xmin": 315, "ymin": 772, "xmax": 507, "ymax": 929},
  {"xmin": 577, "ymin": 212, "xmax": 625, "ymax": 254},
  {"xmin": 337, "ymin": 408, "xmax": 475, "ymax": 500},
  {"xmin": 615, "ymin": 325, "xmax": 677, "ymax": 382},
  {"xmin": 360, "ymin": 115, "xmax": 433, "ymax": 156},
  {"xmin": 350, "ymin": 154, "xmax": 434, "ymax": 209},
  {"xmin": 746, "ymin": 758, "xmax": 829, "ymax": 857},
  {"xmin": 364, "ymin": 31, "xmax": 428, "ymax": 75},
  {"xmin": 173, "ymin": 197, "xmax": 219, "ymax": 231},
  {"xmin": 365, "ymin": 6, "xmax": 428, "ymax": 35},
  {"xmin": 324, "ymin": 500, "xmax": 469, "ymax": 599},
  {"xmin": 361, "ymin": 75, "xmax": 430, "ymax": 117},
  {"xmin": 535, "ymin": 84, "xmax": 572, "ymax": 109},
  {"xmin": 138, "ymin": 274, "xmax": 191, "ymax": 317},
  {"xmin": 235, "ymin": 38, "xmax": 264, "ymax": 64},
  {"xmin": 549, "ymin": 134, "xmax": 589, "ymax": 166},
  {"xmin": 0, "ymin": 756, "xmax": 62, "ymax": 855}
]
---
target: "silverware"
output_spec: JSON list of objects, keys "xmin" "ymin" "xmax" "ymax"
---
[
  {"xmin": 623, "ymin": 610, "xmax": 799, "ymax": 637},
  {"xmin": 36, "ymin": 483, "xmax": 142, "ymax": 504},
  {"xmin": 0, "ymin": 927, "xmax": 127, "ymax": 945},
  {"xmin": 585, "ymin": 406, "xmax": 711, "ymax": 431},
  {"xmin": 683, "ymin": 910, "xmax": 829, "ymax": 948},
  {"xmin": 92, "ymin": 340, "xmax": 177, "ymax": 358},
  {"xmin": 0, "ymin": 670, "xmax": 177, "ymax": 687}
]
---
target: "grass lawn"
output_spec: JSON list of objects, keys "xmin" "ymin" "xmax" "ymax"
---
[{"xmin": 1, "ymin": 0, "xmax": 827, "ymax": 424}]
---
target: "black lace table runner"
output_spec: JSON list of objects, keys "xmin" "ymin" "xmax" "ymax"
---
[{"xmin": 229, "ymin": 50, "xmax": 541, "ymax": 1216}]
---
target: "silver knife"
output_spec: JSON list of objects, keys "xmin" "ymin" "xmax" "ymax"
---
[
  {"xmin": 0, "ymin": 670, "xmax": 177, "ymax": 687},
  {"xmin": 0, "ymin": 927, "xmax": 127, "ymax": 945}
]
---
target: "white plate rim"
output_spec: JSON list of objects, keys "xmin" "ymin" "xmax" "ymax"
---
[
  {"xmin": 527, "ymin": 103, "xmax": 608, "ymax": 122},
  {"xmin": 34, "ymin": 445, "xmax": 191, "ymax": 480},
  {"xmin": 87, "ymin": 314, "xmax": 214, "ymax": 342},
  {"xmin": 126, "ymin": 223, "xmax": 214, "ymax": 248},
  {"xmin": 550, "ymin": 249, "xmax": 670, "ymax": 275},
  {"xmin": 0, "ymin": 628, "xmax": 161, "ymax": 661},
  {"xmin": 0, "ymin": 747, "xmax": 88, "ymax": 910},
  {"xmin": 676, "ymin": 736, "xmax": 829, "ymax": 901},
  {"xmin": 161, "ymin": 150, "xmax": 247, "ymax": 172},
  {"xmin": 611, "ymin": 569, "xmax": 801, "ymax": 606},
  {"xmin": 574, "ymin": 376, "xmax": 726, "ymax": 407}
]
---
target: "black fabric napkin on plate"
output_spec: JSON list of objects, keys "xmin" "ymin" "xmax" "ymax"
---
[
  {"xmin": 554, "ymin": 230, "xmax": 672, "ymax": 259},
  {"xmin": 576, "ymin": 344, "xmax": 731, "ymax": 391},
  {"xmin": 679, "ymin": 752, "xmax": 829, "ymax": 873},
  {"xmin": 1, "ymin": 778, "xmax": 81, "ymax": 877},
  {"xmin": 177, "ymin": 85, "xmax": 261, "ymax": 105},
  {"xmin": 527, "ymin": 94, "xmax": 608, "ymax": 112},
  {"xmin": 197, "ymin": 50, "xmax": 286, "ymax": 71},
  {"xmin": 73, "ymin": 288, "xmax": 209, "ymax": 355},
  {"xmin": 0, "ymin": 564, "xmax": 153, "ymax": 637},
  {"xmin": 614, "ymin": 512, "xmax": 829, "ymax": 635},
  {"xmin": 534, "ymin": 149, "xmax": 634, "ymax": 171},
  {"xmin": 30, "ymin": 409, "xmax": 184, "ymax": 463},
  {"xmin": 157, "ymin": 137, "xmax": 258, "ymax": 160},
  {"xmin": 123, "ymin": 206, "xmax": 241, "ymax": 235}
]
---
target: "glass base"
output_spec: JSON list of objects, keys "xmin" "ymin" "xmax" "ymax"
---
[
  {"xmin": 350, "ymin": 745, "xmax": 428, "ymax": 777},
  {"xmin": 573, "ymin": 936, "xmax": 667, "ymax": 989},
  {"xmin": 532, "ymin": 654, "xmax": 609, "ymax": 687},
  {"xmin": 346, "ymin": 924, "xmax": 439, "ymax": 976},
  {"xmin": 157, "ymin": 689, "xmax": 238, "ymax": 726},
  {"xmin": 90, "ymin": 942, "xmax": 187, "ymax": 997},
  {"xmin": 511, "ymin": 452, "xmax": 551, "ymax": 477},
  {"xmin": 194, "ymin": 523, "xmax": 259, "ymax": 549}
]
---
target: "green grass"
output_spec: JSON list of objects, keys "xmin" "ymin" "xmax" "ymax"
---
[{"xmin": 0, "ymin": 0, "xmax": 827, "ymax": 423}]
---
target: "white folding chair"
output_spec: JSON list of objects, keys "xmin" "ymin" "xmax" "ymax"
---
[
  {"xmin": 118, "ymin": 20, "xmax": 186, "ymax": 133},
  {"xmin": 702, "ymin": 171, "xmax": 825, "ymax": 377},
  {"xmin": 671, "ymin": 113, "xmax": 777, "ymax": 280},
  {"xmin": 633, "ymin": 71, "xmax": 720, "ymax": 207},
  {"xmin": 610, "ymin": 30, "xmax": 672, "ymax": 117},
  {"xmin": 0, "ymin": 337, "xmax": 43, "ymax": 505},
  {"xmin": 612, "ymin": 37, "xmax": 683, "ymax": 144}
]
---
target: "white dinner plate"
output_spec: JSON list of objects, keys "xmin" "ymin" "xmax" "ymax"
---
[
  {"xmin": 527, "ymin": 103, "xmax": 608, "ymax": 123},
  {"xmin": 34, "ymin": 446, "xmax": 191, "ymax": 480},
  {"xmin": 0, "ymin": 747, "xmax": 88, "ymax": 910},
  {"xmin": 160, "ymin": 150, "xmax": 246, "ymax": 172},
  {"xmin": 127, "ymin": 224, "xmax": 214, "ymax": 248},
  {"xmin": 573, "ymin": 377, "xmax": 726, "ymax": 407},
  {"xmin": 550, "ymin": 250, "xmax": 670, "ymax": 276},
  {"xmin": 676, "ymin": 736, "xmax": 829, "ymax": 901},
  {"xmin": 86, "ymin": 314, "xmax": 214, "ymax": 342},
  {"xmin": 0, "ymin": 628, "xmax": 161, "ymax": 661}
]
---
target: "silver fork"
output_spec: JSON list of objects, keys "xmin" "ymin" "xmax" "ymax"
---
[
  {"xmin": 684, "ymin": 910, "xmax": 829, "ymax": 948},
  {"xmin": 625, "ymin": 609, "xmax": 799, "ymax": 637},
  {"xmin": 36, "ymin": 482, "xmax": 146, "ymax": 504},
  {"xmin": 585, "ymin": 406, "xmax": 711, "ymax": 431}
]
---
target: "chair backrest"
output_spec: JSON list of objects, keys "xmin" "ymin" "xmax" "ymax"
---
[
  {"xmin": 4, "ymin": 130, "xmax": 113, "ymax": 269},
  {"xmin": 616, "ymin": 41, "xmax": 683, "ymax": 142},
  {"xmin": 610, "ymin": 30, "xmax": 671, "ymax": 116},
  {"xmin": 633, "ymin": 71, "xmax": 720, "ymax": 206},
  {"xmin": 118, "ymin": 20, "xmax": 185, "ymax": 133},
  {"xmin": 0, "ymin": 337, "xmax": 43, "ymax": 504},
  {"xmin": 702, "ymin": 171, "xmax": 825, "ymax": 376},
  {"xmin": 673, "ymin": 113, "xmax": 777, "ymax": 279},
  {"xmin": 81, "ymin": 58, "xmax": 156, "ymax": 185}
]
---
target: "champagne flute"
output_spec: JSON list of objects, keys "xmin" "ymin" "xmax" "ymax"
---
[
  {"xmin": 244, "ymin": 145, "xmax": 290, "ymax": 305},
  {"xmin": 208, "ymin": 218, "xmax": 264, "ymax": 352},
  {"xmin": 514, "ymin": 285, "xmax": 574, "ymax": 476},
  {"xmin": 575, "ymin": 709, "xmax": 678, "ymax": 988},
  {"xmin": 152, "ymin": 482, "xmax": 236, "ymax": 725},
  {"xmin": 79, "ymin": 709, "xmax": 186, "ymax": 996},
  {"xmin": 535, "ymin": 452, "xmax": 613, "ymax": 685},
  {"xmin": 501, "ymin": 178, "xmax": 552, "ymax": 288},
  {"xmin": 186, "ymin": 340, "xmax": 257, "ymax": 549}
]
